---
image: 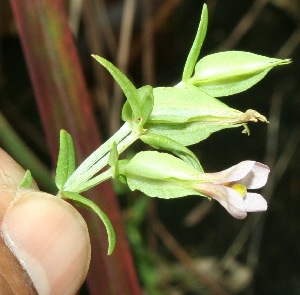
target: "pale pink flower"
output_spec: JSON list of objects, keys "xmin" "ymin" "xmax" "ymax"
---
[{"xmin": 193, "ymin": 161, "xmax": 270, "ymax": 219}]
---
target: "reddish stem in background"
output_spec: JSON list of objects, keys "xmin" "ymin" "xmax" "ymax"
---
[{"xmin": 9, "ymin": 0, "xmax": 141, "ymax": 294}]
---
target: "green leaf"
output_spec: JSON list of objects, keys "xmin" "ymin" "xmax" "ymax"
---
[
  {"xmin": 141, "ymin": 132, "xmax": 203, "ymax": 172},
  {"xmin": 120, "ymin": 151, "xmax": 202, "ymax": 199},
  {"xmin": 92, "ymin": 55, "xmax": 141, "ymax": 120},
  {"xmin": 108, "ymin": 142, "xmax": 119, "ymax": 177},
  {"xmin": 182, "ymin": 4, "xmax": 208, "ymax": 82},
  {"xmin": 62, "ymin": 191, "xmax": 116, "ymax": 255},
  {"xmin": 190, "ymin": 51, "xmax": 291, "ymax": 97},
  {"xmin": 55, "ymin": 130, "xmax": 76, "ymax": 191},
  {"xmin": 18, "ymin": 170, "xmax": 33, "ymax": 188}
]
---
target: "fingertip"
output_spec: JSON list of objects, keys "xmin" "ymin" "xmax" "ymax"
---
[
  {"xmin": 0, "ymin": 235, "xmax": 38, "ymax": 295},
  {"xmin": 1, "ymin": 191, "xmax": 91, "ymax": 295}
]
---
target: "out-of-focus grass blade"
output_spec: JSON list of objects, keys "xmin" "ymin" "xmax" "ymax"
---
[{"xmin": 0, "ymin": 112, "xmax": 55, "ymax": 192}]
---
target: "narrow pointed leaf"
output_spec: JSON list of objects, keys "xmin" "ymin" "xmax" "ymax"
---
[
  {"xmin": 18, "ymin": 170, "xmax": 33, "ymax": 188},
  {"xmin": 62, "ymin": 191, "xmax": 116, "ymax": 255},
  {"xmin": 182, "ymin": 4, "xmax": 208, "ymax": 82},
  {"xmin": 92, "ymin": 55, "xmax": 141, "ymax": 120},
  {"xmin": 55, "ymin": 130, "xmax": 76, "ymax": 190}
]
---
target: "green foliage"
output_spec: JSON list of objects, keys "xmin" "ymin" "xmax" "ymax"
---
[
  {"xmin": 61, "ymin": 191, "xmax": 116, "ymax": 255},
  {"xmin": 182, "ymin": 3, "xmax": 208, "ymax": 82},
  {"xmin": 92, "ymin": 55, "xmax": 141, "ymax": 119},
  {"xmin": 18, "ymin": 170, "xmax": 33, "ymax": 188},
  {"xmin": 55, "ymin": 130, "xmax": 76, "ymax": 191},
  {"xmin": 93, "ymin": 55, "xmax": 154, "ymax": 134},
  {"xmin": 55, "ymin": 131, "xmax": 117, "ymax": 255}
]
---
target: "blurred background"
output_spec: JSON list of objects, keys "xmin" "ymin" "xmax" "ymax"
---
[{"xmin": 1, "ymin": 0, "xmax": 300, "ymax": 294}]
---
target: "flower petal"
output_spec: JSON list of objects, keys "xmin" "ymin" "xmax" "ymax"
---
[
  {"xmin": 196, "ymin": 183, "xmax": 247, "ymax": 219},
  {"xmin": 198, "ymin": 161, "xmax": 256, "ymax": 184},
  {"xmin": 239, "ymin": 162, "xmax": 270, "ymax": 189},
  {"xmin": 243, "ymin": 193, "xmax": 267, "ymax": 212}
]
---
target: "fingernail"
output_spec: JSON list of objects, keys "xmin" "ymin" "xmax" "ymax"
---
[{"xmin": 1, "ymin": 192, "xmax": 90, "ymax": 295}]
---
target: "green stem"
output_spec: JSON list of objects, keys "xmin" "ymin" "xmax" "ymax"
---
[
  {"xmin": 63, "ymin": 122, "xmax": 139, "ymax": 192},
  {"xmin": 76, "ymin": 169, "xmax": 113, "ymax": 193},
  {"xmin": 64, "ymin": 122, "xmax": 131, "ymax": 189}
]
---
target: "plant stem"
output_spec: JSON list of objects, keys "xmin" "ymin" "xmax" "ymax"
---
[
  {"xmin": 63, "ymin": 122, "xmax": 139, "ymax": 192},
  {"xmin": 76, "ymin": 169, "xmax": 113, "ymax": 193}
]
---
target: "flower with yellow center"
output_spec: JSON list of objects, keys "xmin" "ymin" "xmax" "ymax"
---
[
  {"xmin": 192, "ymin": 160, "xmax": 269, "ymax": 219},
  {"xmin": 119, "ymin": 151, "xmax": 270, "ymax": 219}
]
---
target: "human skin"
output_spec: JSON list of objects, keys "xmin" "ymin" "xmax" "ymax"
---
[{"xmin": 0, "ymin": 148, "xmax": 91, "ymax": 295}]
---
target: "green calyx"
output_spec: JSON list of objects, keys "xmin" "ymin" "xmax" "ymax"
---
[
  {"xmin": 118, "ymin": 151, "xmax": 203, "ymax": 199},
  {"xmin": 144, "ymin": 86, "xmax": 267, "ymax": 146}
]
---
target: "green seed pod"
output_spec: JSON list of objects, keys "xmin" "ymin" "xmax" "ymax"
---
[
  {"xmin": 145, "ymin": 85, "xmax": 267, "ymax": 146},
  {"xmin": 189, "ymin": 51, "xmax": 291, "ymax": 97}
]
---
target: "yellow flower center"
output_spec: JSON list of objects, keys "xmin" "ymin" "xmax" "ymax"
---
[{"xmin": 231, "ymin": 184, "xmax": 247, "ymax": 197}]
